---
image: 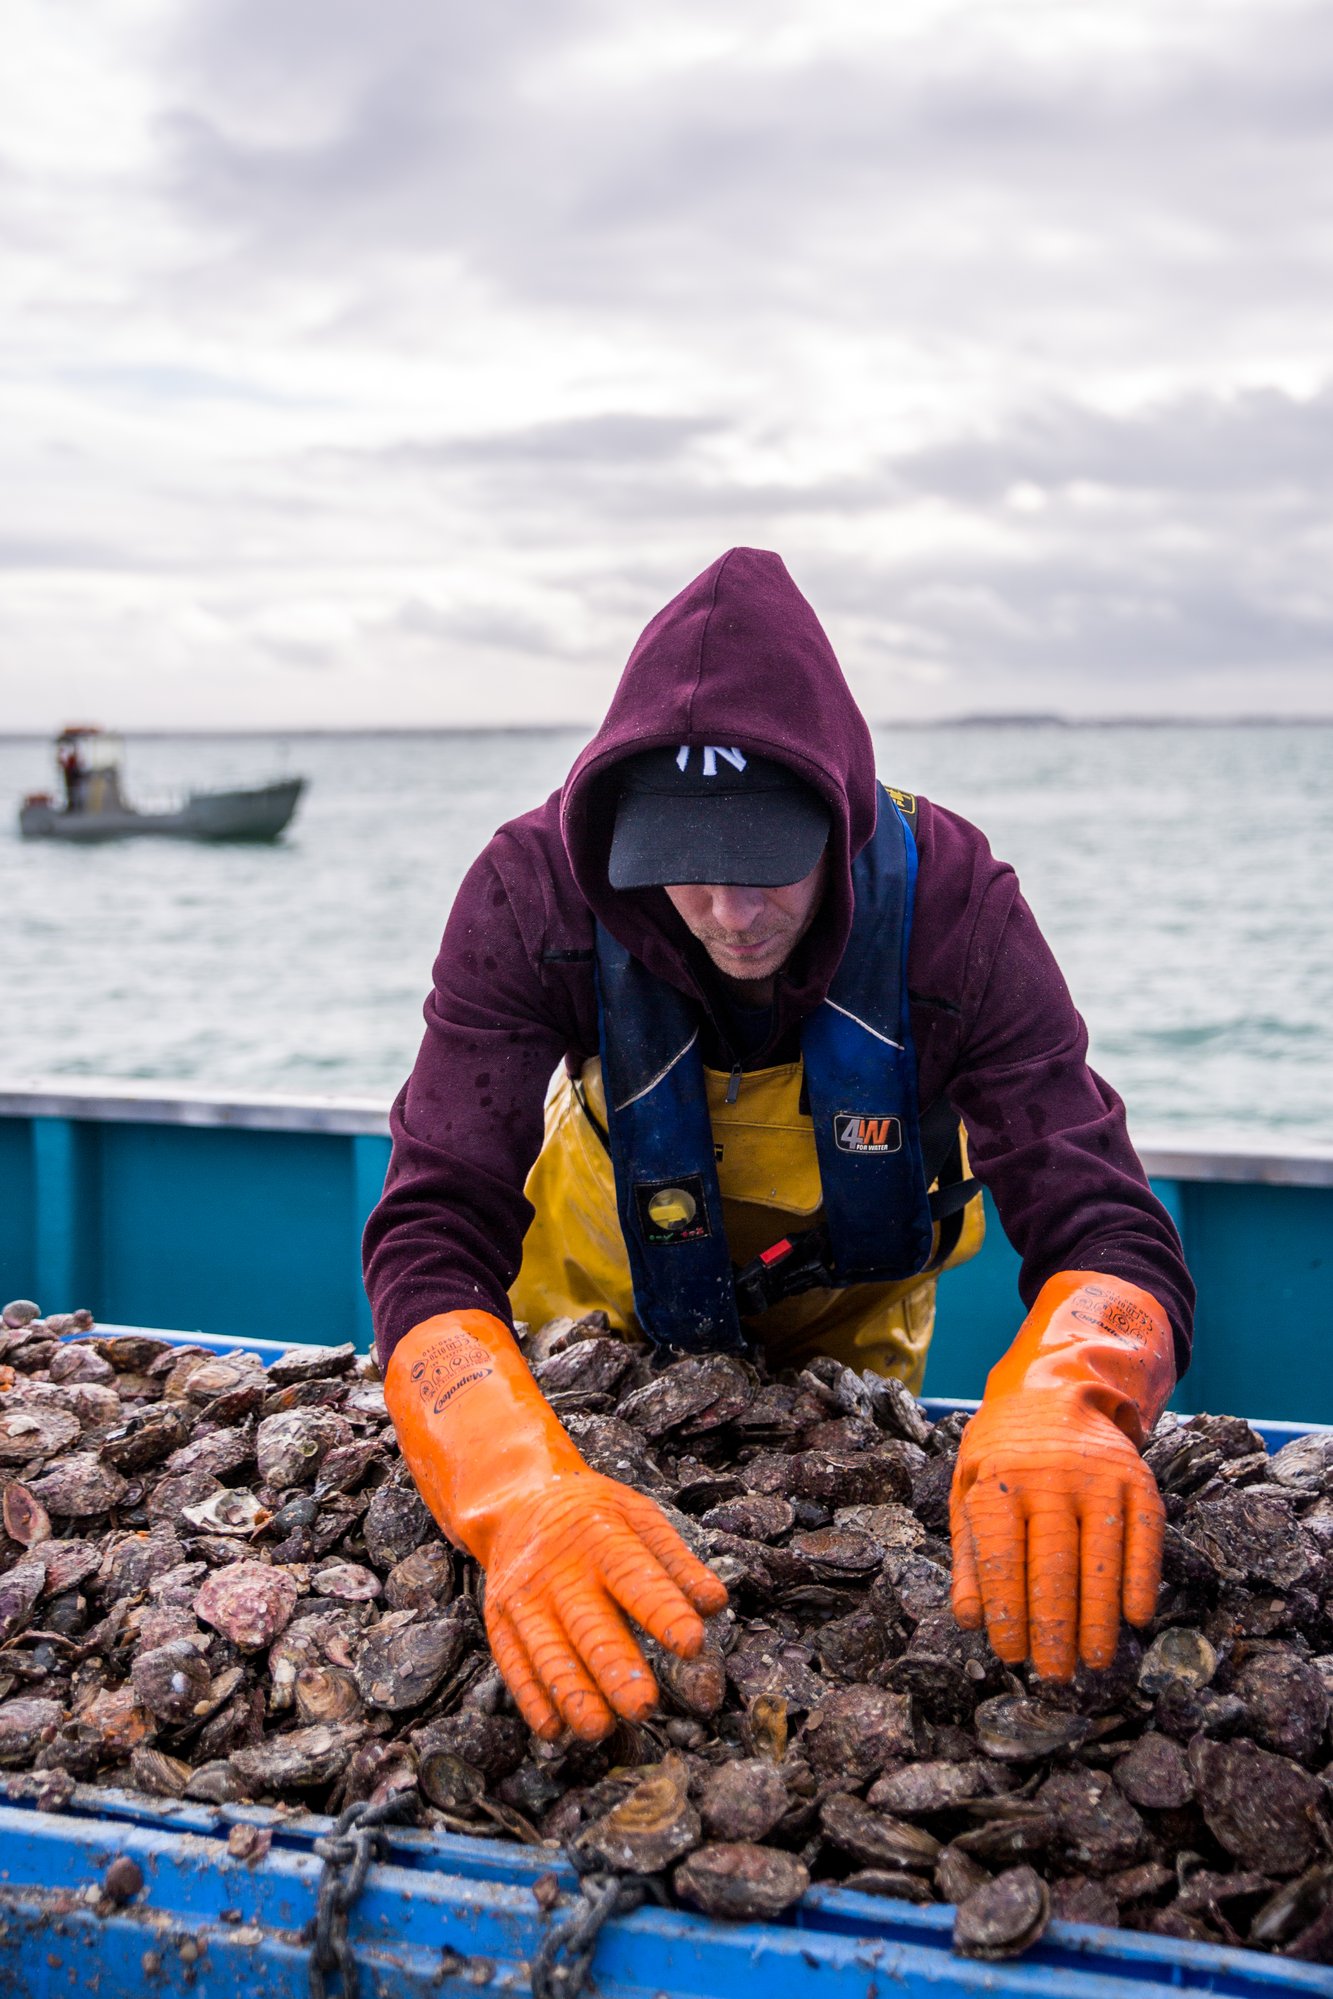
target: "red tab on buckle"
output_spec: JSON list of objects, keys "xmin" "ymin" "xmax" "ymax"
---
[{"xmin": 759, "ymin": 1239, "xmax": 793, "ymax": 1267}]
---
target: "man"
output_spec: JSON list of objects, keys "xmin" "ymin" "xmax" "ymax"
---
[
  {"xmin": 366, "ymin": 548, "xmax": 1193, "ymax": 1746},
  {"xmin": 57, "ymin": 733, "xmax": 87, "ymax": 813}
]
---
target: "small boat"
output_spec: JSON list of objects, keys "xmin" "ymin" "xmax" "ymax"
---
[{"xmin": 18, "ymin": 727, "xmax": 305, "ymax": 844}]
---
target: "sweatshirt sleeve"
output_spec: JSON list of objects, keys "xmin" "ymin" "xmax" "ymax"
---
[
  {"xmin": 948, "ymin": 871, "xmax": 1196, "ymax": 1376},
  {"xmin": 361, "ymin": 841, "xmax": 569, "ymax": 1369}
]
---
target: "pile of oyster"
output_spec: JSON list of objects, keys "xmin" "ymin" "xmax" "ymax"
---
[{"xmin": 0, "ymin": 1297, "xmax": 1330, "ymax": 1964}]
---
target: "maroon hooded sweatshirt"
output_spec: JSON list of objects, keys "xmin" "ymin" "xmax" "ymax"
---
[{"xmin": 364, "ymin": 549, "xmax": 1193, "ymax": 1375}]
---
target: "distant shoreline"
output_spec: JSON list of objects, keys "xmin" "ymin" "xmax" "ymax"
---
[{"xmin": 6, "ymin": 716, "xmax": 1333, "ymax": 741}]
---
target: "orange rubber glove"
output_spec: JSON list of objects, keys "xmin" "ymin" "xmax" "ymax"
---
[
  {"xmin": 949, "ymin": 1271, "xmax": 1175, "ymax": 1683},
  {"xmin": 384, "ymin": 1311, "xmax": 728, "ymax": 1742}
]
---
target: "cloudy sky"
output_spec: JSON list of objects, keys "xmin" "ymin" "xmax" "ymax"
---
[{"xmin": 3, "ymin": 0, "xmax": 1331, "ymax": 728}]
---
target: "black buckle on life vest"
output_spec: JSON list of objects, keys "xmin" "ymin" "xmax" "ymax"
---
[
  {"xmin": 732, "ymin": 1227, "xmax": 837, "ymax": 1318},
  {"xmin": 731, "ymin": 1149, "xmax": 981, "ymax": 1317}
]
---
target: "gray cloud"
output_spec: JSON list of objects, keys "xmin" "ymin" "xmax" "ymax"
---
[
  {"xmin": 0, "ymin": 531, "xmax": 146, "ymax": 573},
  {"xmin": 3, "ymin": 2, "xmax": 1333, "ymax": 723},
  {"xmin": 153, "ymin": 0, "xmax": 1333, "ymax": 334},
  {"xmin": 384, "ymin": 413, "xmax": 720, "ymax": 469},
  {"xmin": 892, "ymin": 388, "xmax": 1333, "ymax": 502}
]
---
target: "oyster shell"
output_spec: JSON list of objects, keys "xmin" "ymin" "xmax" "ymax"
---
[
  {"xmin": 1137, "ymin": 1626, "xmax": 1217, "ymax": 1696},
  {"xmin": 48, "ymin": 1344, "xmax": 115, "ymax": 1385},
  {"xmin": 1189, "ymin": 1736, "xmax": 1325, "ymax": 1875},
  {"xmin": 314, "ymin": 1439, "xmax": 384, "ymax": 1497},
  {"xmin": 231, "ymin": 1721, "xmax": 366, "ymax": 1790},
  {"xmin": 26, "ymin": 1453, "xmax": 128, "ymax": 1517},
  {"xmin": 128, "ymin": 1746, "xmax": 193, "ymax": 1797},
  {"xmin": 935, "ymin": 1843, "xmax": 992, "ymax": 1904},
  {"xmin": 1184, "ymin": 1488, "xmax": 1316, "ymax": 1589},
  {"xmin": 953, "ymin": 1865, "xmax": 1051, "ymax": 1960},
  {"xmin": 973, "ymin": 1695, "xmax": 1091, "ymax": 1763},
  {"xmin": 813, "ymin": 1610, "xmax": 890, "ymax": 1683},
  {"xmin": 195, "ymin": 1560, "xmax": 300, "ymax": 1649},
  {"xmin": 657, "ymin": 1646, "xmax": 728, "ymax": 1718},
  {"xmin": 0, "ymin": 1404, "xmax": 80, "ymax": 1465},
  {"xmin": 131, "ymin": 1639, "xmax": 212, "ymax": 1721},
  {"xmin": 267, "ymin": 1343, "xmax": 357, "ymax": 1386},
  {"xmin": 73, "ymin": 1684, "xmax": 154, "ymax": 1756},
  {"xmin": 294, "ymin": 1664, "xmax": 362, "ymax": 1726},
  {"xmin": 1250, "ymin": 1864, "xmax": 1333, "ymax": 1952},
  {"xmin": 820, "ymin": 1794, "xmax": 941, "ymax": 1870},
  {"xmin": 786, "ymin": 1526, "xmax": 882, "ymax": 1578},
  {"xmin": 384, "ymin": 1541, "xmax": 454, "ymax": 1610},
  {"xmin": 743, "ymin": 1693, "xmax": 789, "ymax": 1763},
  {"xmin": 1034, "ymin": 1767, "xmax": 1146, "ymax": 1876},
  {"xmin": 0, "ymin": 1697, "xmax": 63, "ymax": 1764},
  {"xmin": 181, "ymin": 1488, "xmax": 272, "ymax": 1537},
  {"xmin": 411, "ymin": 1711, "xmax": 527, "ymax": 1779},
  {"xmin": 1229, "ymin": 1647, "xmax": 1329, "ymax": 1763},
  {"xmin": 164, "ymin": 1425, "xmax": 255, "ymax": 1479},
  {"xmin": 362, "ymin": 1484, "xmax": 433, "ymax": 1571},
  {"xmin": 700, "ymin": 1493, "xmax": 795, "ymax": 1541},
  {"xmin": 0, "ymin": 1559, "xmax": 46, "ymax": 1642},
  {"xmin": 868, "ymin": 1758, "xmax": 992, "ymax": 1815},
  {"xmin": 534, "ymin": 1338, "xmax": 638, "ymax": 1399},
  {"xmin": 579, "ymin": 1753, "xmax": 702, "ymax": 1873},
  {"xmin": 354, "ymin": 1612, "xmax": 470, "ymax": 1711},
  {"xmin": 100, "ymin": 1404, "xmax": 192, "ymax": 1472},
  {"xmin": 726, "ymin": 1628, "xmax": 826, "ymax": 1711},
  {"xmin": 256, "ymin": 1408, "xmax": 351, "ymax": 1488},
  {"xmin": 185, "ymin": 1760, "xmax": 246, "ymax": 1803},
  {"xmin": 315, "ymin": 1562, "xmax": 382, "ymax": 1602},
  {"xmin": 1267, "ymin": 1433, "xmax": 1333, "ymax": 1494},
  {"xmin": 699, "ymin": 1757, "xmax": 790, "ymax": 1842},
  {"xmin": 1112, "ymin": 1731, "xmax": 1194, "ymax": 1810},
  {"xmin": 805, "ymin": 1686, "xmax": 920, "ymax": 1779},
  {"xmin": 675, "ymin": 1842, "xmax": 809, "ymax": 1920}
]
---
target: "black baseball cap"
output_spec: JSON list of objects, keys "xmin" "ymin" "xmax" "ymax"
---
[{"xmin": 607, "ymin": 745, "xmax": 831, "ymax": 889}]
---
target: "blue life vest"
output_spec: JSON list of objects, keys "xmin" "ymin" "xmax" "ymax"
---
[{"xmin": 595, "ymin": 788, "xmax": 934, "ymax": 1354}]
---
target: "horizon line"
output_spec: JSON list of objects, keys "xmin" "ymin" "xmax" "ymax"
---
[{"xmin": 3, "ymin": 712, "xmax": 1332, "ymax": 740}]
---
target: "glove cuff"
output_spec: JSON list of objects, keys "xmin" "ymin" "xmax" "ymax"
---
[
  {"xmin": 982, "ymin": 1271, "xmax": 1176, "ymax": 1447},
  {"xmin": 384, "ymin": 1310, "xmax": 587, "ymax": 1565}
]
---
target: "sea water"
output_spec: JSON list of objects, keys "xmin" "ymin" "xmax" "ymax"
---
[{"xmin": 1, "ymin": 724, "xmax": 1328, "ymax": 1152}]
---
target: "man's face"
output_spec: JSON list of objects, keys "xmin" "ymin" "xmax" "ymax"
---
[{"xmin": 664, "ymin": 854, "xmax": 827, "ymax": 991}]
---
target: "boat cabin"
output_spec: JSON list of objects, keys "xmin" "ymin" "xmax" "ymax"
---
[{"xmin": 55, "ymin": 725, "xmax": 126, "ymax": 814}]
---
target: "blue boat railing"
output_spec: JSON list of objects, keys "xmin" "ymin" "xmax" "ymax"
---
[{"xmin": 2, "ymin": 1079, "xmax": 1331, "ymax": 1423}]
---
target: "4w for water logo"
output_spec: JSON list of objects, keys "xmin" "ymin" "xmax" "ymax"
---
[{"xmin": 834, "ymin": 1112, "xmax": 903, "ymax": 1154}]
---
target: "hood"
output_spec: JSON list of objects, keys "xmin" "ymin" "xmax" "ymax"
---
[{"xmin": 561, "ymin": 547, "xmax": 878, "ymax": 1028}]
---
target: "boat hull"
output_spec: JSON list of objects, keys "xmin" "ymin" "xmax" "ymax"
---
[
  {"xmin": 18, "ymin": 776, "xmax": 304, "ymax": 842},
  {"xmin": 1, "ymin": 1082, "xmax": 1329, "ymax": 1419}
]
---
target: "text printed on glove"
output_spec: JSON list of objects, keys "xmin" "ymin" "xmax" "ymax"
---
[{"xmin": 408, "ymin": 1330, "xmax": 495, "ymax": 1415}]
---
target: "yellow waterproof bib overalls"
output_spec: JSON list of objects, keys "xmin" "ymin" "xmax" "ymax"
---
[{"xmin": 510, "ymin": 1056, "xmax": 984, "ymax": 1392}]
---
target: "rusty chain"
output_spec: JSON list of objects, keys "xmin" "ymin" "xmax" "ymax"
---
[
  {"xmin": 529, "ymin": 1848, "xmax": 650, "ymax": 1999},
  {"xmin": 308, "ymin": 1791, "xmax": 416, "ymax": 1999}
]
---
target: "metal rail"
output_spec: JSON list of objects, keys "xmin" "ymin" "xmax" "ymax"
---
[
  {"xmin": 5, "ymin": 1078, "xmax": 1333, "ymax": 1184},
  {"xmin": 1, "ymin": 1078, "xmax": 1330, "ymax": 1421}
]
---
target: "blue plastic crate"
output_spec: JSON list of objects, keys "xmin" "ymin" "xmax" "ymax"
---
[
  {"xmin": 0, "ymin": 1324, "xmax": 1324, "ymax": 1998},
  {"xmin": 0, "ymin": 1786, "xmax": 1330, "ymax": 1999}
]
